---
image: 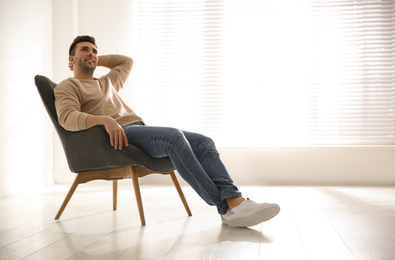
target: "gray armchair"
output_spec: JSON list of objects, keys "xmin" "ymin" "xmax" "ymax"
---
[{"xmin": 34, "ymin": 75, "xmax": 192, "ymax": 225}]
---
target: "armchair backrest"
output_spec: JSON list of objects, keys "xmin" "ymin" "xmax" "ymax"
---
[{"xmin": 34, "ymin": 75, "xmax": 68, "ymax": 142}]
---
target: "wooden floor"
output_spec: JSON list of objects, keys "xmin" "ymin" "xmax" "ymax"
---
[{"xmin": 0, "ymin": 183, "xmax": 394, "ymax": 260}]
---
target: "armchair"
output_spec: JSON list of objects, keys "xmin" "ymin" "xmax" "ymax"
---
[{"xmin": 34, "ymin": 75, "xmax": 192, "ymax": 225}]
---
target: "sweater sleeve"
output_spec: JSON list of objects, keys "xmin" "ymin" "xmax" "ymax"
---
[
  {"xmin": 54, "ymin": 79, "xmax": 90, "ymax": 131},
  {"xmin": 105, "ymin": 55, "xmax": 133, "ymax": 92}
]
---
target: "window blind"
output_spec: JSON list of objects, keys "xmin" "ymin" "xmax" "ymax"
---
[{"xmin": 129, "ymin": 0, "xmax": 395, "ymax": 147}]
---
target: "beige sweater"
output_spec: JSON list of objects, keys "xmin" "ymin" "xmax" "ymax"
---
[{"xmin": 54, "ymin": 55, "xmax": 143, "ymax": 131}]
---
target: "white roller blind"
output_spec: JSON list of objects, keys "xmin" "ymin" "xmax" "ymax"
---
[{"xmin": 129, "ymin": 0, "xmax": 395, "ymax": 147}]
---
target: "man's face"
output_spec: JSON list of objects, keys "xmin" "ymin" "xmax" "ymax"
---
[{"xmin": 70, "ymin": 42, "xmax": 98, "ymax": 71}]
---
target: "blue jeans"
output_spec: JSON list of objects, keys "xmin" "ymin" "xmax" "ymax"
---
[{"xmin": 122, "ymin": 121, "xmax": 242, "ymax": 215}]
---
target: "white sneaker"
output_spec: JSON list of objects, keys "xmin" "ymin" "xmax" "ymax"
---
[{"xmin": 221, "ymin": 199, "xmax": 280, "ymax": 227}]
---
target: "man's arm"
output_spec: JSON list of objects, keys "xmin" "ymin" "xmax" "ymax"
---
[
  {"xmin": 104, "ymin": 55, "xmax": 134, "ymax": 91},
  {"xmin": 96, "ymin": 55, "xmax": 112, "ymax": 68}
]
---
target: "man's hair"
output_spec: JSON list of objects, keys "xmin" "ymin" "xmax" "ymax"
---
[{"xmin": 69, "ymin": 35, "xmax": 97, "ymax": 56}]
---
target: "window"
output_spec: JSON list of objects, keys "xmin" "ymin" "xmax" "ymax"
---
[{"xmin": 128, "ymin": 0, "xmax": 395, "ymax": 147}]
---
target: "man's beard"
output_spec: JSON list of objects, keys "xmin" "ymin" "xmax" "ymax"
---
[{"xmin": 75, "ymin": 57, "xmax": 96, "ymax": 71}]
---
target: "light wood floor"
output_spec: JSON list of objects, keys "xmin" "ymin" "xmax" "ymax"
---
[{"xmin": 0, "ymin": 183, "xmax": 394, "ymax": 260}]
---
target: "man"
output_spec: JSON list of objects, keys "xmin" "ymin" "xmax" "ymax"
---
[{"xmin": 55, "ymin": 35, "xmax": 280, "ymax": 227}]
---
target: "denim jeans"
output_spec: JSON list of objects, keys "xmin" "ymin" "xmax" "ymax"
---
[{"xmin": 122, "ymin": 121, "xmax": 242, "ymax": 214}]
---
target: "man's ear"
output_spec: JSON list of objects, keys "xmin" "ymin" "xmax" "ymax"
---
[{"xmin": 68, "ymin": 56, "xmax": 74, "ymax": 71}]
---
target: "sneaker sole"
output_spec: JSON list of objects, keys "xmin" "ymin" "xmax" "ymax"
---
[{"xmin": 225, "ymin": 204, "xmax": 280, "ymax": 227}]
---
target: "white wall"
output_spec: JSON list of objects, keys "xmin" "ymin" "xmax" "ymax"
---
[
  {"xmin": 219, "ymin": 147, "xmax": 395, "ymax": 186},
  {"xmin": 1, "ymin": 1, "xmax": 392, "ymax": 198},
  {"xmin": 49, "ymin": 0, "xmax": 395, "ymax": 187},
  {"xmin": 1, "ymin": 0, "xmax": 388, "ymax": 191},
  {"xmin": 0, "ymin": 0, "xmax": 53, "ymax": 196}
]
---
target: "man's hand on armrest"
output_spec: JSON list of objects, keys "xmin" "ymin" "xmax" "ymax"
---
[{"xmin": 86, "ymin": 115, "xmax": 129, "ymax": 150}]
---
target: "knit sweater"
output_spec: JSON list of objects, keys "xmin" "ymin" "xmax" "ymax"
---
[{"xmin": 54, "ymin": 55, "xmax": 143, "ymax": 131}]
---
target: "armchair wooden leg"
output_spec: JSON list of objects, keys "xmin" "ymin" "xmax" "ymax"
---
[
  {"xmin": 170, "ymin": 171, "xmax": 192, "ymax": 216},
  {"xmin": 55, "ymin": 174, "xmax": 81, "ymax": 220},
  {"xmin": 113, "ymin": 180, "xmax": 118, "ymax": 210},
  {"xmin": 131, "ymin": 168, "xmax": 146, "ymax": 226}
]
